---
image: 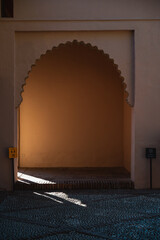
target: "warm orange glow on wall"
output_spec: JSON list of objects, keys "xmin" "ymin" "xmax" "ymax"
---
[{"xmin": 20, "ymin": 42, "xmax": 131, "ymax": 168}]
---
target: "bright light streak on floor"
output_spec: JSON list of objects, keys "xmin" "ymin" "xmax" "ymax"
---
[
  {"xmin": 46, "ymin": 192, "xmax": 87, "ymax": 207},
  {"xmin": 18, "ymin": 172, "xmax": 56, "ymax": 184},
  {"xmin": 34, "ymin": 192, "xmax": 63, "ymax": 203}
]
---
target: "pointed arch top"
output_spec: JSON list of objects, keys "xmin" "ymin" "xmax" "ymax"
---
[{"xmin": 17, "ymin": 40, "xmax": 131, "ymax": 108}]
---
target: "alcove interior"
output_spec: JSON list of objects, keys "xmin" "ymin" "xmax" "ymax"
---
[{"xmin": 18, "ymin": 42, "xmax": 131, "ymax": 174}]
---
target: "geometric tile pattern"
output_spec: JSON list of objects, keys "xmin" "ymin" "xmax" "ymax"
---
[
  {"xmin": 16, "ymin": 167, "xmax": 134, "ymax": 190},
  {"xmin": 0, "ymin": 189, "xmax": 160, "ymax": 239},
  {"xmin": 15, "ymin": 179, "xmax": 134, "ymax": 190}
]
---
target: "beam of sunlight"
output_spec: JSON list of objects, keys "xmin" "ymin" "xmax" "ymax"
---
[
  {"xmin": 17, "ymin": 172, "xmax": 56, "ymax": 184},
  {"xmin": 46, "ymin": 192, "xmax": 87, "ymax": 207},
  {"xmin": 34, "ymin": 192, "xmax": 63, "ymax": 203}
]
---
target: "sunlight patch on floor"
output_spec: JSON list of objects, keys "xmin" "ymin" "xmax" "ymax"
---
[
  {"xmin": 46, "ymin": 192, "xmax": 87, "ymax": 207},
  {"xmin": 18, "ymin": 172, "xmax": 56, "ymax": 184},
  {"xmin": 34, "ymin": 192, "xmax": 63, "ymax": 203}
]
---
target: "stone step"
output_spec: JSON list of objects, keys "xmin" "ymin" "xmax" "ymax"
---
[{"xmin": 14, "ymin": 179, "xmax": 134, "ymax": 190}]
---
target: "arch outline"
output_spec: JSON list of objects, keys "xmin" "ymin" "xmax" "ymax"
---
[{"xmin": 17, "ymin": 40, "xmax": 130, "ymax": 107}]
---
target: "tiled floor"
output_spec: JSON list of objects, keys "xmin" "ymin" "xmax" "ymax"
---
[
  {"xmin": 0, "ymin": 189, "xmax": 160, "ymax": 239},
  {"xmin": 18, "ymin": 167, "xmax": 130, "ymax": 181},
  {"xmin": 16, "ymin": 167, "xmax": 133, "ymax": 190}
]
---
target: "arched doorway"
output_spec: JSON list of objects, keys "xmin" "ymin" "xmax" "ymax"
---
[{"xmin": 17, "ymin": 40, "xmax": 132, "ymax": 185}]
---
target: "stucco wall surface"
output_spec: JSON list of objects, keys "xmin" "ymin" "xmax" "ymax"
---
[
  {"xmin": 134, "ymin": 22, "xmax": 160, "ymax": 188},
  {"xmin": 0, "ymin": 28, "xmax": 15, "ymax": 190},
  {"xmin": 0, "ymin": 1, "xmax": 160, "ymax": 190},
  {"xmin": 14, "ymin": 0, "xmax": 160, "ymax": 20}
]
